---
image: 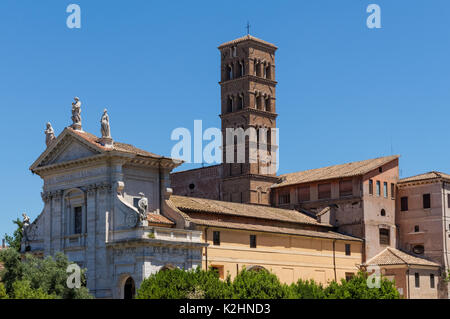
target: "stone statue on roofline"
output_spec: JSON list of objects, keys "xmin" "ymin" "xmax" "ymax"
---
[
  {"xmin": 99, "ymin": 108, "xmax": 113, "ymax": 148},
  {"xmin": 45, "ymin": 122, "xmax": 56, "ymax": 147},
  {"xmin": 22, "ymin": 212, "xmax": 31, "ymax": 247},
  {"xmin": 71, "ymin": 96, "xmax": 82, "ymax": 130},
  {"xmin": 137, "ymin": 192, "xmax": 148, "ymax": 226},
  {"xmin": 101, "ymin": 109, "xmax": 111, "ymax": 138}
]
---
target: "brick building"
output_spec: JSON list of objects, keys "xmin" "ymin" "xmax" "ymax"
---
[{"xmin": 170, "ymin": 34, "xmax": 447, "ymax": 298}]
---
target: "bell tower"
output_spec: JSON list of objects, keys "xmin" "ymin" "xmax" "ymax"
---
[{"xmin": 218, "ymin": 35, "xmax": 279, "ymax": 205}]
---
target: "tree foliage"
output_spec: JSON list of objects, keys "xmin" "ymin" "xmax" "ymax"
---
[
  {"xmin": 136, "ymin": 267, "xmax": 400, "ymax": 300},
  {"xmin": 4, "ymin": 218, "xmax": 23, "ymax": 252},
  {"xmin": 136, "ymin": 267, "xmax": 232, "ymax": 299},
  {"xmin": 0, "ymin": 248, "xmax": 93, "ymax": 299}
]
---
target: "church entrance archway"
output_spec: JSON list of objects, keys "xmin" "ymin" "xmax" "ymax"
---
[{"xmin": 123, "ymin": 277, "xmax": 135, "ymax": 299}]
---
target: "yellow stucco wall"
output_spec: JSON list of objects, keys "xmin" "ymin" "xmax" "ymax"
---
[{"xmin": 200, "ymin": 227, "xmax": 363, "ymax": 285}]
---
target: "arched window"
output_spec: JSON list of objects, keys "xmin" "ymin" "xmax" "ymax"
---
[
  {"xmin": 264, "ymin": 96, "xmax": 270, "ymax": 112},
  {"xmin": 265, "ymin": 64, "xmax": 271, "ymax": 79},
  {"xmin": 247, "ymin": 265, "xmax": 267, "ymax": 272},
  {"xmin": 240, "ymin": 62, "xmax": 245, "ymax": 77},
  {"xmin": 227, "ymin": 96, "xmax": 233, "ymax": 113},
  {"xmin": 160, "ymin": 263, "xmax": 176, "ymax": 271},
  {"xmin": 380, "ymin": 209, "xmax": 386, "ymax": 216},
  {"xmin": 254, "ymin": 60, "xmax": 258, "ymax": 76},
  {"xmin": 413, "ymin": 245, "xmax": 425, "ymax": 255},
  {"xmin": 237, "ymin": 94, "xmax": 243, "ymax": 110},
  {"xmin": 123, "ymin": 277, "xmax": 135, "ymax": 299},
  {"xmin": 226, "ymin": 65, "xmax": 233, "ymax": 80}
]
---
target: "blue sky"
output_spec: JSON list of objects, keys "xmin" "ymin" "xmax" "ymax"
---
[{"xmin": 0, "ymin": 0, "xmax": 449, "ymax": 237}]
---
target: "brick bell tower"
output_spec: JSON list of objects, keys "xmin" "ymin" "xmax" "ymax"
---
[{"xmin": 218, "ymin": 35, "xmax": 280, "ymax": 205}]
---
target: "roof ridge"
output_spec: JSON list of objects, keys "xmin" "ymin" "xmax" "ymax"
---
[{"xmin": 280, "ymin": 155, "xmax": 399, "ymax": 177}]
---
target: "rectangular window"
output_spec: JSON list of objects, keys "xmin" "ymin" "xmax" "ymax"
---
[
  {"xmin": 430, "ymin": 274, "xmax": 435, "ymax": 289},
  {"xmin": 345, "ymin": 244, "xmax": 351, "ymax": 256},
  {"xmin": 391, "ymin": 183, "xmax": 395, "ymax": 199},
  {"xmin": 318, "ymin": 183, "xmax": 332, "ymax": 200},
  {"xmin": 379, "ymin": 228, "xmax": 390, "ymax": 245},
  {"xmin": 448, "ymin": 194, "xmax": 450, "ymax": 209},
  {"xmin": 415, "ymin": 273, "xmax": 420, "ymax": 288},
  {"xmin": 423, "ymin": 193, "xmax": 431, "ymax": 209},
  {"xmin": 383, "ymin": 182, "xmax": 388, "ymax": 198},
  {"xmin": 278, "ymin": 192, "xmax": 290, "ymax": 205},
  {"xmin": 369, "ymin": 179, "xmax": 373, "ymax": 195},
  {"xmin": 211, "ymin": 265, "xmax": 224, "ymax": 279},
  {"xmin": 401, "ymin": 197, "xmax": 409, "ymax": 211},
  {"xmin": 250, "ymin": 235, "xmax": 257, "ymax": 248},
  {"xmin": 345, "ymin": 273, "xmax": 354, "ymax": 281},
  {"xmin": 414, "ymin": 225, "xmax": 420, "ymax": 232},
  {"xmin": 298, "ymin": 186, "xmax": 310, "ymax": 202},
  {"xmin": 376, "ymin": 181, "xmax": 381, "ymax": 197},
  {"xmin": 339, "ymin": 180, "xmax": 353, "ymax": 197},
  {"xmin": 213, "ymin": 231, "xmax": 220, "ymax": 246},
  {"xmin": 74, "ymin": 206, "xmax": 82, "ymax": 234}
]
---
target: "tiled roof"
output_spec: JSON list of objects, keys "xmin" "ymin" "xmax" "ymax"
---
[
  {"xmin": 273, "ymin": 155, "xmax": 399, "ymax": 188},
  {"xmin": 365, "ymin": 247, "xmax": 440, "ymax": 267},
  {"xmin": 170, "ymin": 195, "xmax": 325, "ymax": 226},
  {"xmin": 218, "ymin": 35, "xmax": 277, "ymax": 49},
  {"xmin": 147, "ymin": 213, "xmax": 174, "ymax": 226},
  {"xmin": 186, "ymin": 217, "xmax": 362, "ymax": 241},
  {"xmin": 69, "ymin": 128, "xmax": 163, "ymax": 158},
  {"xmin": 399, "ymin": 171, "xmax": 450, "ymax": 184}
]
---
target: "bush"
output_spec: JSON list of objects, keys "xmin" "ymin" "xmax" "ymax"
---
[
  {"xmin": 324, "ymin": 271, "xmax": 401, "ymax": 299},
  {"xmin": 136, "ymin": 267, "xmax": 231, "ymax": 299},
  {"xmin": 0, "ymin": 248, "xmax": 93, "ymax": 299},
  {"xmin": 134, "ymin": 268, "xmax": 401, "ymax": 300},
  {"xmin": 289, "ymin": 279, "xmax": 327, "ymax": 299},
  {"xmin": 231, "ymin": 268, "xmax": 290, "ymax": 299}
]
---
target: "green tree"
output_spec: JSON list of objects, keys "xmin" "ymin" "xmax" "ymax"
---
[
  {"xmin": 4, "ymin": 218, "xmax": 23, "ymax": 252},
  {"xmin": 231, "ymin": 268, "xmax": 290, "ymax": 299},
  {"xmin": 0, "ymin": 248, "xmax": 93, "ymax": 299},
  {"xmin": 324, "ymin": 271, "xmax": 401, "ymax": 299},
  {"xmin": 11, "ymin": 280, "xmax": 55, "ymax": 299},
  {"xmin": 0, "ymin": 283, "xmax": 8, "ymax": 299},
  {"xmin": 136, "ymin": 267, "xmax": 231, "ymax": 299},
  {"xmin": 289, "ymin": 279, "xmax": 327, "ymax": 299}
]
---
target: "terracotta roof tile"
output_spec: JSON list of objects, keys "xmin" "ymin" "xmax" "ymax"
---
[
  {"xmin": 146, "ymin": 213, "xmax": 174, "ymax": 226},
  {"xmin": 365, "ymin": 247, "xmax": 440, "ymax": 267},
  {"xmin": 218, "ymin": 35, "xmax": 277, "ymax": 49},
  {"xmin": 187, "ymin": 217, "xmax": 361, "ymax": 241},
  {"xmin": 399, "ymin": 171, "xmax": 450, "ymax": 184},
  {"xmin": 170, "ymin": 195, "xmax": 325, "ymax": 226},
  {"xmin": 69, "ymin": 127, "xmax": 163, "ymax": 158},
  {"xmin": 273, "ymin": 155, "xmax": 399, "ymax": 188}
]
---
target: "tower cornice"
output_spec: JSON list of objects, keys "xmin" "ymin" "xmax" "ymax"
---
[
  {"xmin": 219, "ymin": 108, "xmax": 278, "ymax": 120},
  {"xmin": 219, "ymin": 74, "xmax": 277, "ymax": 87}
]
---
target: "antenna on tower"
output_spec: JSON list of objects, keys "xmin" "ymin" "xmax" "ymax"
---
[{"xmin": 246, "ymin": 21, "xmax": 251, "ymax": 35}]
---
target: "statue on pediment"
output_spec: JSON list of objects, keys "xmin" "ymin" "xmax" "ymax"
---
[
  {"xmin": 22, "ymin": 213, "xmax": 30, "ymax": 244},
  {"xmin": 137, "ymin": 192, "xmax": 148, "ymax": 223},
  {"xmin": 45, "ymin": 122, "xmax": 56, "ymax": 147},
  {"xmin": 101, "ymin": 109, "xmax": 111, "ymax": 138},
  {"xmin": 71, "ymin": 97, "xmax": 82, "ymax": 130}
]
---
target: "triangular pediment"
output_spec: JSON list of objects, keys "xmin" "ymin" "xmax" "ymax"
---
[
  {"xmin": 49, "ymin": 139, "xmax": 98, "ymax": 165},
  {"xmin": 30, "ymin": 128, "xmax": 104, "ymax": 171}
]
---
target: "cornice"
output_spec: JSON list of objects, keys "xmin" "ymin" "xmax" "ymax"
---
[
  {"xmin": 219, "ymin": 74, "xmax": 277, "ymax": 87},
  {"xmin": 220, "ymin": 108, "xmax": 278, "ymax": 120}
]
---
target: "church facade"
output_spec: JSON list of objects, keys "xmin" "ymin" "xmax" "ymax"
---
[{"xmin": 25, "ymin": 111, "xmax": 206, "ymax": 299}]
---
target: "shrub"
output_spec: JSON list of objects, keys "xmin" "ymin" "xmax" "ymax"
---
[
  {"xmin": 0, "ymin": 248, "xmax": 93, "ymax": 299},
  {"xmin": 136, "ymin": 267, "xmax": 231, "ymax": 299},
  {"xmin": 231, "ymin": 268, "xmax": 290, "ymax": 299}
]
